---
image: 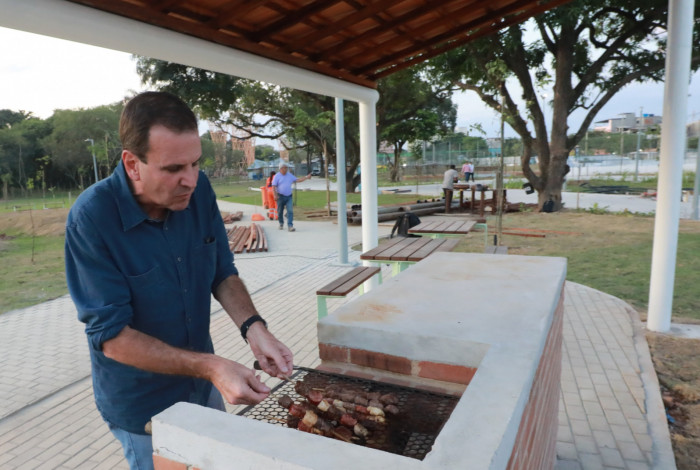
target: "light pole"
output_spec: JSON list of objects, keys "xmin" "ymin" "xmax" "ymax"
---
[{"xmin": 84, "ymin": 138, "xmax": 99, "ymax": 184}]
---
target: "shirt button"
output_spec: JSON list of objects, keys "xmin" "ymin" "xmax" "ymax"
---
[
  {"xmin": 177, "ymin": 257, "xmax": 182, "ymax": 262},
  {"xmin": 183, "ymin": 288, "xmax": 188, "ymax": 293},
  {"xmin": 164, "ymin": 226, "xmax": 168, "ymax": 231}
]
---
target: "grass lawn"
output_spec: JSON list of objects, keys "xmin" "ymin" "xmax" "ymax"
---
[{"xmin": 451, "ymin": 210, "xmax": 700, "ymax": 323}]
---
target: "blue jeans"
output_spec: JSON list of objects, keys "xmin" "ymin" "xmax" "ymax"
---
[
  {"xmin": 109, "ymin": 385, "xmax": 225, "ymax": 470},
  {"xmin": 277, "ymin": 194, "xmax": 294, "ymax": 227}
]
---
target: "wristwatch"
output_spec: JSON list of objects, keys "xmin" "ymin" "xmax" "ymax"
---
[{"xmin": 240, "ymin": 315, "xmax": 267, "ymax": 343}]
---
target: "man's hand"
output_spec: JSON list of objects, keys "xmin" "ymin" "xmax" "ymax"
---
[
  {"xmin": 246, "ymin": 322, "xmax": 294, "ymax": 380},
  {"xmin": 102, "ymin": 326, "xmax": 271, "ymax": 405},
  {"xmin": 213, "ymin": 275, "xmax": 294, "ymax": 381},
  {"xmin": 206, "ymin": 356, "xmax": 271, "ymax": 405}
]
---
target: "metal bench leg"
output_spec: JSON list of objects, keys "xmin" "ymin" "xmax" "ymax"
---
[
  {"xmin": 474, "ymin": 223, "xmax": 488, "ymax": 249},
  {"xmin": 317, "ymin": 296, "xmax": 329, "ymax": 320},
  {"xmin": 358, "ymin": 272, "xmax": 382, "ymax": 295}
]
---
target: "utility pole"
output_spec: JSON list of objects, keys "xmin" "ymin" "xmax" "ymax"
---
[
  {"xmin": 85, "ymin": 138, "xmax": 99, "ymax": 184},
  {"xmin": 635, "ymin": 107, "xmax": 643, "ymax": 181},
  {"xmin": 496, "ymin": 88, "xmax": 505, "ymax": 247},
  {"xmin": 693, "ymin": 135, "xmax": 700, "ymax": 220}
]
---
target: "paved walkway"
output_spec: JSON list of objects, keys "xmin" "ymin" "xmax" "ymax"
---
[{"xmin": 0, "ymin": 202, "xmax": 677, "ymax": 469}]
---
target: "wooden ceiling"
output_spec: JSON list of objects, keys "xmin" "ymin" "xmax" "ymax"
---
[{"xmin": 67, "ymin": 0, "xmax": 573, "ymax": 88}]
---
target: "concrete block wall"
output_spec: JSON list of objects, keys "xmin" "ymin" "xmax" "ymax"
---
[{"xmin": 506, "ymin": 290, "xmax": 564, "ymax": 470}]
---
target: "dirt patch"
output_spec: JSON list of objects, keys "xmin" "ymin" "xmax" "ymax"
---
[
  {"xmin": 647, "ymin": 333, "xmax": 700, "ymax": 470},
  {"xmin": 0, "ymin": 208, "xmax": 69, "ymax": 237}
]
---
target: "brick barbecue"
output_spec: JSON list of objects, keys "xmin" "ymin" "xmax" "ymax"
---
[{"xmin": 152, "ymin": 252, "xmax": 566, "ymax": 470}]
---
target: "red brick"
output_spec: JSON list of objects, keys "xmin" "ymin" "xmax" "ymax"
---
[
  {"xmin": 348, "ymin": 349, "xmax": 412, "ymax": 374},
  {"xmin": 416, "ymin": 361, "xmax": 477, "ymax": 385},
  {"xmin": 153, "ymin": 454, "xmax": 188, "ymax": 470},
  {"xmin": 318, "ymin": 343, "xmax": 349, "ymax": 363}
]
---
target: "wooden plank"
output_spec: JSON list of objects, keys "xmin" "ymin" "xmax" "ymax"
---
[
  {"xmin": 327, "ymin": 267, "xmax": 381, "ymax": 296},
  {"xmin": 360, "ymin": 237, "xmax": 405, "ymax": 260},
  {"xmin": 450, "ymin": 220, "xmax": 476, "ymax": 233},
  {"xmin": 228, "ymin": 226, "xmax": 244, "ymax": 251},
  {"xmin": 246, "ymin": 223, "xmax": 257, "ymax": 252},
  {"xmin": 233, "ymin": 227, "xmax": 250, "ymax": 253},
  {"xmin": 406, "ymin": 239, "xmax": 444, "ymax": 262},
  {"xmin": 374, "ymin": 238, "xmax": 423, "ymax": 261},
  {"xmin": 257, "ymin": 225, "xmax": 268, "ymax": 252},
  {"xmin": 433, "ymin": 238, "xmax": 460, "ymax": 253},
  {"xmin": 409, "ymin": 221, "xmax": 440, "ymax": 233},
  {"xmin": 444, "ymin": 220, "xmax": 466, "ymax": 232},
  {"xmin": 316, "ymin": 266, "xmax": 379, "ymax": 296},
  {"xmin": 391, "ymin": 237, "xmax": 432, "ymax": 261}
]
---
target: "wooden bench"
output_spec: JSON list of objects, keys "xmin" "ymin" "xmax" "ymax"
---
[
  {"xmin": 316, "ymin": 266, "xmax": 382, "ymax": 319},
  {"xmin": 484, "ymin": 245, "xmax": 508, "ymax": 254}
]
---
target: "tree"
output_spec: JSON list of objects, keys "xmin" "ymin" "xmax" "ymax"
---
[
  {"xmin": 42, "ymin": 105, "xmax": 121, "ymax": 189},
  {"xmin": 0, "ymin": 113, "xmax": 51, "ymax": 197},
  {"xmin": 377, "ymin": 67, "xmax": 456, "ymax": 182},
  {"xmin": 427, "ymin": 0, "xmax": 700, "ymax": 211},
  {"xmin": 135, "ymin": 57, "xmax": 455, "ymax": 192}
]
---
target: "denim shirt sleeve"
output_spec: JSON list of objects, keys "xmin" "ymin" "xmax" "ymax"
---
[{"xmin": 65, "ymin": 208, "xmax": 134, "ymax": 352}]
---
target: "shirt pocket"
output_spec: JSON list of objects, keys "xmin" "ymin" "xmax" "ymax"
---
[{"xmin": 125, "ymin": 265, "xmax": 172, "ymax": 327}]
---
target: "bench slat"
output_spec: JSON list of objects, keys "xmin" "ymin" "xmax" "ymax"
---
[
  {"xmin": 316, "ymin": 266, "xmax": 381, "ymax": 296},
  {"xmin": 359, "ymin": 237, "xmax": 405, "ymax": 260}
]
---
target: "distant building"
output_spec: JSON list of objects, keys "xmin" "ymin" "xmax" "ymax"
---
[
  {"xmin": 486, "ymin": 138, "xmax": 501, "ymax": 156},
  {"xmin": 593, "ymin": 112, "xmax": 662, "ymax": 133}
]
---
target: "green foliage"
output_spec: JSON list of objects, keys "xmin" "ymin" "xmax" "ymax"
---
[
  {"xmin": 134, "ymin": 58, "xmax": 457, "ymax": 191},
  {"xmin": 425, "ymin": 0, "xmax": 700, "ymax": 210}
]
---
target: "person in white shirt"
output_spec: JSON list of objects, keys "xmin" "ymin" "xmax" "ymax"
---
[{"xmin": 442, "ymin": 164, "xmax": 460, "ymax": 213}]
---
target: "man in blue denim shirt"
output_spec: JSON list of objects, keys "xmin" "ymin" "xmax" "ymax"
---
[{"xmin": 65, "ymin": 92, "xmax": 293, "ymax": 470}]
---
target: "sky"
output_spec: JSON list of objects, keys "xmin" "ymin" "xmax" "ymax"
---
[{"xmin": 2, "ymin": 26, "xmax": 699, "ymax": 142}]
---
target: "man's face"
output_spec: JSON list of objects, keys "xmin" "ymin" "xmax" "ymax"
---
[
  {"xmin": 124, "ymin": 125, "xmax": 201, "ymax": 219},
  {"xmin": 279, "ymin": 165, "xmax": 288, "ymax": 175}
]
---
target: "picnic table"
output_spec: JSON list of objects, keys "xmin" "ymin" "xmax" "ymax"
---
[
  {"xmin": 408, "ymin": 219, "xmax": 488, "ymax": 249},
  {"xmin": 360, "ymin": 237, "xmax": 460, "ymax": 276},
  {"xmin": 453, "ymin": 184, "xmax": 507, "ymax": 217},
  {"xmin": 408, "ymin": 220, "xmax": 476, "ymax": 238}
]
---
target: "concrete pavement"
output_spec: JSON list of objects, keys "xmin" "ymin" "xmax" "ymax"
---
[{"xmin": 0, "ymin": 200, "xmax": 678, "ymax": 469}]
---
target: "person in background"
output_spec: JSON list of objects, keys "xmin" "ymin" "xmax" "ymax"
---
[
  {"xmin": 65, "ymin": 91, "xmax": 293, "ymax": 470},
  {"xmin": 266, "ymin": 170, "xmax": 276, "ymax": 187},
  {"xmin": 271, "ymin": 161, "xmax": 312, "ymax": 232},
  {"xmin": 461, "ymin": 161, "xmax": 470, "ymax": 182},
  {"xmin": 442, "ymin": 164, "xmax": 460, "ymax": 214},
  {"xmin": 466, "ymin": 161, "xmax": 475, "ymax": 182}
]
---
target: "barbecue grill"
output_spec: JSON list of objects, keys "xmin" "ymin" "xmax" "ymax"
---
[
  {"xmin": 238, "ymin": 367, "xmax": 459, "ymax": 460},
  {"xmin": 152, "ymin": 253, "xmax": 566, "ymax": 469}
]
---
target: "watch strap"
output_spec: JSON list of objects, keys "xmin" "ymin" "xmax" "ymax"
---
[{"xmin": 240, "ymin": 315, "xmax": 267, "ymax": 343}]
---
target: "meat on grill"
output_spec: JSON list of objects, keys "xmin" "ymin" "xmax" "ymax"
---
[{"xmin": 278, "ymin": 394, "xmax": 368, "ymax": 442}]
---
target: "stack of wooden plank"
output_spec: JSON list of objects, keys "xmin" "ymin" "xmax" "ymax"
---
[{"xmin": 226, "ymin": 223, "xmax": 268, "ymax": 254}]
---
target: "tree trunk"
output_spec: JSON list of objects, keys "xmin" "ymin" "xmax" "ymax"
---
[{"xmin": 389, "ymin": 144, "xmax": 403, "ymax": 182}]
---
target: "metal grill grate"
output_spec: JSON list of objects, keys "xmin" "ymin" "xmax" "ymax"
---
[{"xmin": 237, "ymin": 367, "xmax": 459, "ymax": 460}]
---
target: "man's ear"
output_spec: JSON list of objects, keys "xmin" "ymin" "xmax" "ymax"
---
[{"xmin": 122, "ymin": 150, "xmax": 141, "ymax": 181}]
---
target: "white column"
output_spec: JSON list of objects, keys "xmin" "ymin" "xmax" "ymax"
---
[
  {"xmin": 359, "ymin": 98, "xmax": 379, "ymax": 254},
  {"xmin": 335, "ymin": 98, "xmax": 349, "ymax": 264},
  {"xmin": 647, "ymin": 0, "xmax": 696, "ymax": 332}
]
